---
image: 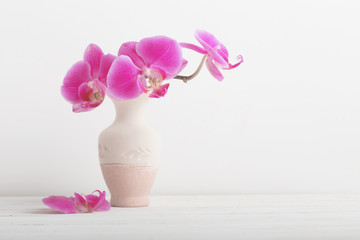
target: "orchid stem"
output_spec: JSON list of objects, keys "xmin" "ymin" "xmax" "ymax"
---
[{"xmin": 174, "ymin": 55, "xmax": 207, "ymax": 83}]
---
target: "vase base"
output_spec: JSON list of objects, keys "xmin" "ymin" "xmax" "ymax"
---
[
  {"xmin": 110, "ymin": 196, "xmax": 149, "ymax": 207},
  {"xmin": 100, "ymin": 164, "xmax": 158, "ymax": 208}
]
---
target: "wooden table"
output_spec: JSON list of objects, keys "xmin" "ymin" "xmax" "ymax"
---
[{"xmin": 1, "ymin": 195, "xmax": 360, "ymax": 239}]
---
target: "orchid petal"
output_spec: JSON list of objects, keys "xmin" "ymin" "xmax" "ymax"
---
[
  {"xmin": 223, "ymin": 55, "xmax": 244, "ymax": 70},
  {"xmin": 83, "ymin": 44, "xmax": 104, "ymax": 79},
  {"xmin": 177, "ymin": 59, "xmax": 188, "ymax": 73},
  {"xmin": 72, "ymin": 101, "xmax": 103, "ymax": 113},
  {"xmin": 75, "ymin": 80, "xmax": 105, "ymax": 112},
  {"xmin": 194, "ymin": 30, "xmax": 229, "ymax": 68},
  {"xmin": 216, "ymin": 50, "xmax": 229, "ymax": 65},
  {"xmin": 61, "ymin": 61, "xmax": 92, "ymax": 104},
  {"xmin": 195, "ymin": 29, "xmax": 220, "ymax": 48},
  {"xmin": 43, "ymin": 191, "xmax": 110, "ymax": 214},
  {"xmin": 149, "ymin": 83, "xmax": 170, "ymax": 98},
  {"xmin": 216, "ymin": 43, "xmax": 229, "ymax": 64},
  {"xmin": 96, "ymin": 200, "xmax": 111, "ymax": 211},
  {"xmin": 74, "ymin": 192, "xmax": 88, "ymax": 213},
  {"xmin": 197, "ymin": 38, "xmax": 229, "ymax": 68},
  {"xmin": 179, "ymin": 42, "xmax": 207, "ymax": 54},
  {"xmin": 94, "ymin": 191, "xmax": 111, "ymax": 211},
  {"xmin": 72, "ymin": 102, "xmax": 93, "ymax": 113},
  {"xmin": 118, "ymin": 41, "xmax": 145, "ymax": 69},
  {"xmin": 85, "ymin": 190, "xmax": 110, "ymax": 212},
  {"xmin": 78, "ymin": 82, "xmax": 93, "ymax": 102},
  {"xmin": 219, "ymin": 43, "xmax": 229, "ymax": 59},
  {"xmin": 136, "ymin": 36, "xmax": 183, "ymax": 79},
  {"xmin": 149, "ymin": 66, "xmax": 167, "ymax": 80},
  {"xmin": 107, "ymin": 56, "xmax": 142, "ymax": 100},
  {"xmin": 98, "ymin": 54, "xmax": 116, "ymax": 86},
  {"xmin": 85, "ymin": 191, "xmax": 101, "ymax": 211},
  {"xmin": 42, "ymin": 196, "xmax": 78, "ymax": 214},
  {"xmin": 137, "ymin": 75, "xmax": 149, "ymax": 93},
  {"xmin": 205, "ymin": 58, "xmax": 224, "ymax": 81}
]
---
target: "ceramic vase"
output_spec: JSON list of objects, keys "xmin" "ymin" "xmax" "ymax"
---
[{"xmin": 98, "ymin": 94, "xmax": 161, "ymax": 207}]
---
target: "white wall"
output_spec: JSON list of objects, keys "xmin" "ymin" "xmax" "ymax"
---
[{"xmin": 0, "ymin": 0, "xmax": 359, "ymax": 196}]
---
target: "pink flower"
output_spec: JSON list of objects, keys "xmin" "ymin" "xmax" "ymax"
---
[
  {"xmin": 61, "ymin": 44, "xmax": 116, "ymax": 112},
  {"xmin": 42, "ymin": 190, "xmax": 111, "ymax": 214},
  {"xmin": 107, "ymin": 36, "xmax": 185, "ymax": 100},
  {"xmin": 181, "ymin": 30, "xmax": 243, "ymax": 81}
]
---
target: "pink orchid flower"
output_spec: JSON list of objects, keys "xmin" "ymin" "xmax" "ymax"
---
[
  {"xmin": 180, "ymin": 30, "xmax": 243, "ymax": 81},
  {"xmin": 107, "ymin": 36, "xmax": 185, "ymax": 100},
  {"xmin": 42, "ymin": 190, "xmax": 111, "ymax": 214},
  {"xmin": 61, "ymin": 44, "xmax": 116, "ymax": 112}
]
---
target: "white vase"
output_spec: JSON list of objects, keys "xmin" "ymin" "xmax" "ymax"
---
[{"xmin": 98, "ymin": 94, "xmax": 162, "ymax": 207}]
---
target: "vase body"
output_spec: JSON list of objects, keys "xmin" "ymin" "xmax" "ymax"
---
[{"xmin": 98, "ymin": 94, "xmax": 161, "ymax": 207}]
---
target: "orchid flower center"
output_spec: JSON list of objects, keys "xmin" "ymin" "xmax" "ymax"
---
[
  {"xmin": 142, "ymin": 69, "xmax": 164, "ymax": 90},
  {"xmin": 88, "ymin": 81, "xmax": 104, "ymax": 103},
  {"xmin": 92, "ymin": 91, "xmax": 103, "ymax": 102}
]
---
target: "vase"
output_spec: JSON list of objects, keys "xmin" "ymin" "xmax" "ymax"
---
[{"xmin": 98, "ymin": 94, "xmax": 161, "ymax": 207}]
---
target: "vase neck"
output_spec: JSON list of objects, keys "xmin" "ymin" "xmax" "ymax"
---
[{"xmin": 112, "ymin": 94, "xmax": 149, "ymax": 122}]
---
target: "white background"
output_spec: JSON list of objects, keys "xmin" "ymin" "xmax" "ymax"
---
[{"xmin": 0, "ymin": 0, "xmax": 359, "ymax": 196}]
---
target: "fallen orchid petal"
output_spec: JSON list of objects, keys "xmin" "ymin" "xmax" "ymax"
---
[
  {"xmin": 42, "ymin": 196, "xmax": 78, "ymax": 214},
  {"xmin": 42, "ymin": 190, "xmax": 110, "ymax": 214},
  {"xmin": 85, "ymin": 190, "xmax": 110, "ymax": 212},
  {"xmin": 74, "ymin": 192, "xmax": 88, "ymax": 213}
]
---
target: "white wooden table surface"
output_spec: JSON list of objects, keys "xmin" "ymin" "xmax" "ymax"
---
[{"xmin": 1, "ymin": 195, "xmax": 360, "ymax": 240}]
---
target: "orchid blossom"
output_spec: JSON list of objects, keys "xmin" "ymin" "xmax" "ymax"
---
[
  {"xmin": 61, "ymin": 44, "xmax": 116, "ymax": 112},
  {"xmin": 61, "ymin": 31, "xmax": 243, "ymax": 112},
  {"xmin": 176, "ymin": 29, "xmax": 243, "ymax": 81},
  {"xmin": 107, "ymin": 36, "xmax": 185, "ymax": 100},
  {"xmin": 42, "ymin": 190, "xmax": 110, "ymax": 214}
]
